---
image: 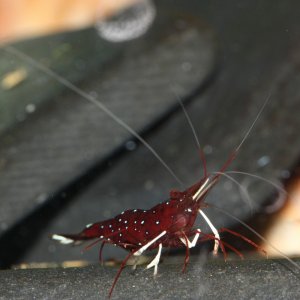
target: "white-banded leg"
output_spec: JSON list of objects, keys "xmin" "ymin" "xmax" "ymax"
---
[
  {"xmin": 179, "ymin": 228, "xmax": 201, "ymax": 248},
  {"xmin": 131, "ymin": 231, "xmax": 166, "ymax": 274},
  {"xmin": 132, "ymin": 231, "xmax": 166, "ymax": 275},
  {"xmin": 146, "ymin": 243, "xmax": 162, "ymax": 276},
  {"xmin": 134, "ymin": 230, "xmax": 166, "ymax": 256},
  {"xmin": 199, "ymin": 210, "xmax": 220, "ymax": 255}
]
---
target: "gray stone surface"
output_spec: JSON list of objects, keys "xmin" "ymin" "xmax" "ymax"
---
[{"xmin": 1, "ymin": 258, "xmax": 299, "ymax": 299}]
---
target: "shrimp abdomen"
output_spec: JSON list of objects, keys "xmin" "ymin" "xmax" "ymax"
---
[{"xmin": 51, "ymin": 220, "xmax": 115, "ymax": 245}]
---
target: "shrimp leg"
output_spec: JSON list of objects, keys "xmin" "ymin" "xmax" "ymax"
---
[
  {"xmin": 146, "ymin": 243, "xmax": 163, "ymax": 275},
  {"xmin": 133, "ymin": 230, "xmax": 167, "ymax": 256},
  {"xmin": 132, "ymin": 231, "xmax": 166, "ymax": 276},
  {"xmin": 199, "ymin": 210, "xmax": 220, "ymax": 255},
  {"xmin": 179, "ymin": 228, "xmax": 202, "ymax": 248}
]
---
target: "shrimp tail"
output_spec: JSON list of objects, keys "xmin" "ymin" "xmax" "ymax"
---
[{"xmin": 51, "ymin": 221, "xmax": 110, "ymax": 245}]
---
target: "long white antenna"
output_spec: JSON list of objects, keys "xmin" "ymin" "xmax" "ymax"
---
[
  {"xmin": 171, "ymin": 87, "xmax": 208, "ymax": 178},
  {"xmin": 3, "ymin": 45, "xmax": 183, "ymax": 186},
  {"xmin": 235, "ymin": 90, "xmax": 273, "ymax": 153},
  {"xmin": 212, "ymin": 171, "xmax": 254, "ymax": 212},
  {"xmin": 215, "ymin": 89, "xmax": 273, "ymax": 178}
]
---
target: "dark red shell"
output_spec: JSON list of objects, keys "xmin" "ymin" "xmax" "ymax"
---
[{"xmin": 54, "ymin": 177, "xmax": 210, "ymax": 251}]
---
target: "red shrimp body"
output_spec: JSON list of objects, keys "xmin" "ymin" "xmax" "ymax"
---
[
  {"xmin": 51, "ymin": 143, "xmax": 265, "ymax": 300},
  {"xmin": 52, "ymin": 171, "xmax": 256, "ymax": 299},
  {"xmin": 51, "ymin": 177, "xmax": 210, "ymax": 250}
]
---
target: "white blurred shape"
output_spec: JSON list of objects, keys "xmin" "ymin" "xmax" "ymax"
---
[{"xmin": 96, "ymin": 0, "xmax": 156, "ymax": 42}]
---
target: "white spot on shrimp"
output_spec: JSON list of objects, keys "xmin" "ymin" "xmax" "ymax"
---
[
  {"xmin": 119, "ymin": 233, "xmax": 122, "ymax": 237},
  {"xmin": 118, "ymin": 218, "xmax": 122, "ymax": 222},
  {"xmin": 134, "ymin": 228, "xmax": 137, "ymax": 231},
  {"xmin": 133, "ymin": 209, "xmax": 137, "ymax": 212},
  {"xmin": 155, "ymin": 221, "xmax": 160, "ymax": 225},
  {"xmin": 109, "ymin": 224, "xmax": 112, "ymax": 228},
  {"xmin": 100, "ymin": 225, "xmax": 104, "ymax": 229},
  {"xmin": 100, "ymin": 235, "xmax": 104, "ymax": 239},
  {"xmin": 141, "ymin": 220, "xmax": 145, "ymax": 224},
  {"xmin": 126, "ymin": 226, "xmax": 128, "ymax": 229},
  {"xmin": 124, "ymin": 220, "xmax": 128, "ymax": 224},
  {"xmin": 111, "ymin": 229, "xmax": 114, "ymax": 232},
  {"xmin": 86, "ymin": 223, "xmax": 93, "ymax": 228},
  {"xmin": 166, "ymin": 202, "xmax": 169, "ymax": 205},
  {"xmin": 143, "ymin": 210, "xmax": 147, "ymax": 212},
  {"xmin": 134, "ymin": 221, "xmax": 137, "ymax": 224},
  {"xmin": 187, "ymin": 208, "xmax": 192, "ymax": 212},
  {"xmin": 138, "ymin": 243, "xmax": 142, "ymax": 246},
  {"xmin": 146, "ymin": 231, "xmax": 149, "ymax": 235},
  {"xmin": 152, "ymin": 210, "xmax": 156, "ymax": 214},
  {"xmin": 121, "ymin": 211, "xmax": 125, "ymax": 214}
]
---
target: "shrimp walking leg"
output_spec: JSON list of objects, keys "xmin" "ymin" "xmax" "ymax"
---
[
  {"xmin": 199, "ymin": 210, "xmax": 220, "ymax": 255},
  {"xmin": 131, "ymin": 256, "xmax": 140, "ymax": 270},
  {"xmin": 179, "ymin": 228, "xmax": 202, "ymax": 248},
  {"xmin": 146, "ymin": 243, "xmax": 163, "ymax": 276},
  {"xmin": 180, "ymin": 233, "xmax": 191, "ymax": 273},
  {"xmin": 134, "ymin": 230, "xmax": 166, "ymax": 256}
]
